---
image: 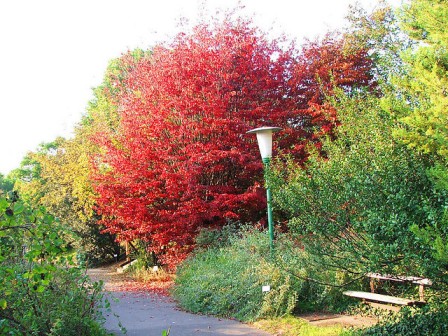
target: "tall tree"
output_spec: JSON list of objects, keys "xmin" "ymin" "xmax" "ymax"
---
[
  {"xmin": 386, "ymin": 0, "xmax": 448, "ymax": 272},
  {"xmin": 390, "ymin": 0, "xmax": 448, "ymax": 160},
  {"xmin": 91, "ymin": 14, "xmax": 375, "ymax": 268},
  {"xmin": 92, "ymin": 18, "xmax": 292, "ymax": 267},
  {"xmin": 342, "ymin": 0, "xmax": 411, "ymax": 86}
]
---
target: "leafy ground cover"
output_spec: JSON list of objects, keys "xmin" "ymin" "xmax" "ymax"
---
[
  {"xmin": 0, "ymin": 193, "xmax": 109, "ymax": 335},
  {"xmin": 348, "ymin": 306, "xmax": 448, "ymax": 336},
  {"xmin": 172, "ymin": 226, "xmax": 448, "ymax": 335},
  {"xmin": 173, "ymin": 228, "xmax": 357, "ymax": 322}
]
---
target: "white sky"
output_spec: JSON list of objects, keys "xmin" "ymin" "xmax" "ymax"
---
[{"xmin": 0, "ymin": 0, "xmax": 401, "ymax": 175}]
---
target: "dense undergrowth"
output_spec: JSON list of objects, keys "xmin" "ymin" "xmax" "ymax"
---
[
  {"xmin": 173, "ymin": 227, "xmax": 353, "ymax": 322},
  {"xmin": 173, "ymin": 226, "xmax": 448, "ymax": 335},
  {"xmin": 347, "ymin": 305, "xmax": 448, "ymax": 336},
  {"xmin": 0, "ymin": 193, "xmax": 110, "ymax": 335}
]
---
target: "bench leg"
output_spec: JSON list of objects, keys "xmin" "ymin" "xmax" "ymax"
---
[
  {"xmin": 419, "ymin": 285, "xmax": 424, "ymax": 302},
  {"xmin": 370, "ymin": 278, "xmax": 377, "ymax": 293}
]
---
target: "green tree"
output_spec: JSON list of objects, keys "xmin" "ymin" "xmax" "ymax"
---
[
  {"xmin": 9, "ymin": 148, "xmax": 46, "ymax": 206},
  {"xmin": 383, "ymin": 0, "xmax": 448, "ymax": 278},
  {"xmin": 389, "ymin": 0, "xmax": 448, "ymax": 162},
  {"xmin": 343, "ymin": 0, "xmax": 411, "ymax": 87},
  {"xmin": 270, "ymin": 91, "xmax": 446, "ymax": 281},
  {"xmin": 13, "ymin": 138, "xmax": 120, "ymax": 263}
]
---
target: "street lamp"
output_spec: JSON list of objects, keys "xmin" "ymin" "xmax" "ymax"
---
[{"xmin": 247, "ymin": 126, "xmax": 281, "ymax": 255}]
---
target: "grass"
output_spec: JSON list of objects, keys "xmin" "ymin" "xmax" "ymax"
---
[
  {"xmin": 253, "ymin": 315, "xmax": 347, "ymax": 336},
  {"xmin": 131, "ymin": 266, "xmax": 175, "ymax": 283}
]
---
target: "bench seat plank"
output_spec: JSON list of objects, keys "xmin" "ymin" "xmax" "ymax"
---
[
  {"xmin": 367, "ymin": 273, "xmax": 433, "ymax": 286},
  {"xmin": 343, "ymin": 290, "xmax": 420, "ymax": 306}
]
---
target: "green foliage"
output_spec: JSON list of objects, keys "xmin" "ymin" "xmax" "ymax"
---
[
  {"xmin": 0, "ymin": 193, "xmax": 109, "ymax": 335},
  {"xmin": 173, "ymin": 229, "xmax": 350, "ymax": 322},
  {"xmin": 343, "ymin": 0, "xmax": 411, "ymax": 87},
  {"xmin": 270, "ymin": 91, "xmax": 447, "ymax": 280},
  {"xmin": 173, "ymin": 230, "xmax": 296, "ymax": 321},
  {"xmin": 195, "ymin": 221, "xmax": 246, "ymax": 249},
  {"xmin": 348, "ymin": 306, "xmax": 448, "ymax": 336},
  {"xmin": 399, "ymin": 0, "xmax": 448, "ymax": 46},
  {"xmin": 387, "ymin": 0, "xmax": 448, "ymax": 159},
  {"xmin": 379, "ymin": 0, "xmax": 448, "ymax": 280},
  {"xmin": 273, "ymin": 234, "xmax": 355, "ymax": 313},
  {"xmin": 0, "ymin": 174, "xmax": 14, "ymax": 192},
  {"xmin": 340, "ymin": 1, "xmax": 448, "ymax": 286},
  {"xmin": 411, "ymin": 215, "xmax": 448, "ymax": 269},
  {"xmin": 12, "ymin": 139, "xmax": 121, "ymax": 265}
]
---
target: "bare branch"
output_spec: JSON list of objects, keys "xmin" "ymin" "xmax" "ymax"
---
[{"xmin": 0, "ymin": 224, "xmax": 35, "ymax": 231}]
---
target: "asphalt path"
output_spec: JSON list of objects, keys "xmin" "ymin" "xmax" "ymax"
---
[
  {"xmin": 103, "ymin": 291, "xmax": 272, "ymax": 336},
  {"xmin": 89, "ymin": 266, "xmax": 272, "ymax": 336}
]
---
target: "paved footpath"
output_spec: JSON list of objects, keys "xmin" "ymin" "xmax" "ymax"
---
[
  {"xmin": 88, "ymin": 266, "xmax": 272, "ymax": 336},
  {"xmin": 103, "ymin": 291, "xmax": 271, "ymax": 336}
]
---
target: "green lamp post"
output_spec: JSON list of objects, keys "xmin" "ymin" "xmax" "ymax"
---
[{"xmin": 247, "ymin": 126, "xmax": 281, "ymax": 255}]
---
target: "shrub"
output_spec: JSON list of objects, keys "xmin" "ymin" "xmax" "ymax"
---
[
  {"xmin": 194, "ymin": 221, "xmax": 244, "ymax": 249},
  {"xmin": 173, "ymin": 230, "xmax": 295, "ymax": 321},
  {"xmin": 173, "ymin": 228, "xmax": 351, "ymax": 321},
  {"xmin": 0, "ymin": 193, "xmax": 109, "ymax": 335},
  {"xmin": 273, "ymin": 235, "xmax": 356, "ymax": 314},
  {"xmin": 270, "ymin": 92, "xmax": 446, "ymax": 279},
  {"xmin": 346, "ymin": 305, "xmax": 448, "ymax": 336}
]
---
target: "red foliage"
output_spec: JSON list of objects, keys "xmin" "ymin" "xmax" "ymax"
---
[
  {"xmin": 91, "ymin": 18, "xmax": 374, "ymax": 268},
  {"xmin": 289, "ymin": 35, "xmax": 375, "ymax": 140}
]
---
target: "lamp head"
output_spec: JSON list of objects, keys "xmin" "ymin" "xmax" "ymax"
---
[{"xmin": 247, "ymin": 126, "xmax": 282, "ymax": 159}]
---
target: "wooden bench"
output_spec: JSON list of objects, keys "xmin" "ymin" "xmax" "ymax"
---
[{"xmin": 343, "ymin": 273, "xmax": 432, "ymax": 312}]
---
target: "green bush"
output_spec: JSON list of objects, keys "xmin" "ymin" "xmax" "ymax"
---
[
  {"xmin": 0, "ymin": 193, "xmax": 109, "ymax": 335},
  {"xmin": 270, "ymin": 92, "xmax": 446, "ymax": 279},
  {"xmin": 346, "ymin": 306, "xmax": 448, "ymax": 336},
  {"xmin": 273, "ymin": 236, "xmax": 356, "ymax": 314},
  {"xmin": 173, "ymin": 229, "xmax": 295, "ymax": 321},
  {"xmin": 194, "ymin": 221, "xmax": 244, "ymax": 249},
  {"xmin": 173, "ymin": 229, "xmax": 350, "ymax": 321}
]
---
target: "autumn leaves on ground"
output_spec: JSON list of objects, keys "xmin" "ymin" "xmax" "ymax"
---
[
  {"xmin": 2, "ymin": 0, "xmax": 448, "ymax": 335},
  {"xmin": 87, "ymin": 263, "xmax": 173, "ymax": 296}
]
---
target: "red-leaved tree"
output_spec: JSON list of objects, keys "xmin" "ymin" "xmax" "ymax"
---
[
  {"xmin": 289, "ymin": 34, "xmax": 376, "ymax": 141},
  {"xmin": 91, "ymin": 16, "xmax": 374, "ymax": 268}
]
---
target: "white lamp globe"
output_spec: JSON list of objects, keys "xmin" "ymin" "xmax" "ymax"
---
[{"xmin": 247, "ymin": 126, "xmax": 282, "ymax": 159}]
